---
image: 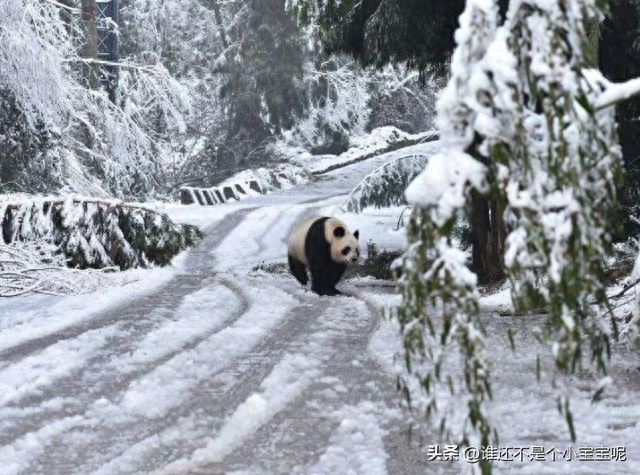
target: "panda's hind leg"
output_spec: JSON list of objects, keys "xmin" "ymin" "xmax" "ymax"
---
[{"xmin": 288, "ymin": 253, "xmax": 308, "ymax": 286}]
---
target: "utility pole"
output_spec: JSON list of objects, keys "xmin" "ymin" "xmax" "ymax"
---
[{"xmin": 81, "ymin": 0, "xmax": 99, "ymax": 89}]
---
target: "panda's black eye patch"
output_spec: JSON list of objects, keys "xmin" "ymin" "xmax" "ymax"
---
[
  {"xmin": 341, "ymin": 247, "xmax": 351, "ymax": 256},
  {"xmin": 334, "ymin": 226, "xmax": 345, "ymax": 238}
]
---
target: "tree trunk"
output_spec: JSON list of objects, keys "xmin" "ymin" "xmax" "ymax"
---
[
  {"xmin": 470, "ymin": 191, "xmax": 505, "ymax": 284},
  {"xmin": 81, "ymin": 0, "xmax": 99, "ymax": 89},
  {"xmin": 211, "ymin": 0, "xmax": 229, "ymax": 49},
  {"xmin": 489, "ymin": 195, "xmax": 506, "ymax": 281},
  {"xmin": 58, "ymin": 0, "xmax": 75, "ymax": 27}
]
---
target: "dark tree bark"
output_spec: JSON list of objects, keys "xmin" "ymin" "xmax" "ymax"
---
[
  {"xmin": 81, "ymin": 0, "xmax": 99, "ymax": 89},
  {"xmin": 599, "ymin": 0, "xmax": 640, "ymax": 238},
  {"xmin": 210, "ymin": 0, "xmax": 229, "ymax": 49},
  {"xmin": 470, "ymin": 192, "xmax": 505, "ymax": 284}
]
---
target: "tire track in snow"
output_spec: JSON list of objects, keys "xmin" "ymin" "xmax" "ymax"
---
[
  {"xmin": 0, "ymin": 207, "xmax": 255, "ymax": 365},
  {"xmin": 0, "ymin": 415, "xmax": 86, "ymax": 475},
  {"xmin": 17, "ymin": 279, "xmax": 297, "ymax": 475},
  {"xmin": 0, "ymin": 209, "xmax": 255, "ymax": 463},
  {"xmin": 212, "ymin": 290, "xmax": 397, "ymax": 475},
  {"xmin": 0, "ymin": 278, "xmax": 246, "ymax": 463},
  {"xmin": 83, "ymin": 279, "xmax": 309, "ymax": 475},
  {"xmin": 215, "ymin": 205, "xmax": 313, "ymax": 271},
  {"xmin": 150, "ymin": 351, "xmax": 324, "ymax": 475},
  {"xmin": 0, "ymin": 326, "xmax": 119, "ymax": 408},
  {"xmin": 82, "ymin": 283, "xmax": 337, "ymax": 475},
  {"xmin": 197, "ymin": 287, "xmax": 429, "ymax": 475},
  {"xmin": 144, "ymin": 290, "xmax": 394, "ymax": 475}
]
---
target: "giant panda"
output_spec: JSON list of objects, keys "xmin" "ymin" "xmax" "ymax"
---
[{"xmin": 287, "ymin": 216, "xmax": 360, "ymax": 296}]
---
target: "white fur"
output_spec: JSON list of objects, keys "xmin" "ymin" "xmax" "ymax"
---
[
  {"xmin": 324, "ymin": 218, "xmax": 359, "ymax": 264},
  {"xmin": 288, "ymin": 216, "xmax": 317, "ymax": 265},
  {"xmin": 288, "ymin": 217, "xmax": 359, "ymax": 265}
]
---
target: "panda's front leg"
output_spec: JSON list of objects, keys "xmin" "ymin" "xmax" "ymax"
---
[
  {"xmin": 327, "ymin": 262, "xmax": 346, "ymax": 296},
  {"xmin": 309, "ymin": 265, "xmax": 335, "ymax": 296},
  {"xmin": 312, "ymin": 264, "xmax": 344, "ymax": 296}
]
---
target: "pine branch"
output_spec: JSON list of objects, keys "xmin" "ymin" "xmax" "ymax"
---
[{"xmin": 1, "ymin": 198, "xmax": 203, "ymax": 270}]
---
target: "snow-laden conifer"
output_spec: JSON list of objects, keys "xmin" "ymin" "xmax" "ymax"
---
[
  {"xmin": 2, "ymin": 198, "xmax": 203, "ymax": 270},
  {"xmin": 340, "ymin": 151, "xmax": 434, "ymax": 213}
]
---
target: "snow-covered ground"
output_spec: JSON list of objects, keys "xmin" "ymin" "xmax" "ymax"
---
[
  {"xmin": 1, "ymin": 141, "xmax": 639, "ymax": 475},
  {"xmin": 276, "ymin": 126, "xmax": 436, "ymax": 174}
]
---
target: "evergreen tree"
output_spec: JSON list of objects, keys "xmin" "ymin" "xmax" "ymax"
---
[
  {"xmin": 0, "ymin": 90, "xmax": 59, "ymax": 193},
  {"xmin": 2, "ymin": 198, "xmax": 203, "ymax": 270},
  {"xmin": 288, "ymin": 0, "xmax": 509, "ymax": 81},
  {"xmin": 217, "ymin": 0, "xmax": 307, "ymax": 171}
]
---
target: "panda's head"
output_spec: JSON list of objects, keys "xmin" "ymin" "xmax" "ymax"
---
[{"xmin": 326, "ymin": 218, "xmax": 360, "ymax": 265}]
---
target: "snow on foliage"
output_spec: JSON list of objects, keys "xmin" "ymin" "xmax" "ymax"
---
[
  {"xmin": 283, "ymin": 57, "xmax": 371, "ymax": 151},
  {"xmin": 340, "ymin": 153, "xmax": 432, "ymax": 213},
  {"xmin": 279, "ymin": 127, "xmax": 436, "ymax": 176},
  {"xmin": 2, "ymin": 198, "xmax": 203, "ymax": 270},
  {"xmin": 397, "ymin": 0, "xmax": 630, "ymax": 465},
  {"xmin": 0, "ymin": 0, "xmax": 189, "ymax": 199}
]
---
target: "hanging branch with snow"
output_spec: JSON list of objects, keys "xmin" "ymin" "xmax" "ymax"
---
[
  {"xmin": 339, "ymin": 152, "xmax": 434, "ymax": 213},
  {"xmin": 397, "ymin": 0, "xmax": 499, "ymax": 462},
  {"xmin": 0, "ymin": 0, "xmax": 190, "ymax": 198},
  {"xmin": 396, "ymin": 0, "xmax": 639, "ymax": 465}
]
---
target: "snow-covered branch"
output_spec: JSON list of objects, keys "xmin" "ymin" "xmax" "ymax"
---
[
  {"xmin": 398, "ymin": 0, "xmax": 626, "ymax": 460},
  {"xmin": 283, "ymin": 56, "xmax": 370, "ymax": 149},
  {"xmin": 596, "ymin": 76, "xmax": 640, "ymax": 110},
  {"xmin": 0, "ymin": 0, "xmax": 191, "ymax": 198},
  {"xmin": 0, "ymin": 243, "xmax": 114, "ymax": 297},
  {"xmin": 340, "ymin": 152, "xmax": 432, "ymax": 213}
]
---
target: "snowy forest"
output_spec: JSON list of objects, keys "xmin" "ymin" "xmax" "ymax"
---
[
  {"xmin": 0, "ymin": 0, "xmax": 435, "ymax": 199},
  {"xmin": 2, "ymin": 0, "xmax": 640, "ymax": 474}
]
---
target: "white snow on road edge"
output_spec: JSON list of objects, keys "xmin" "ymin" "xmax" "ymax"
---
[
  {"xmin": 0, "ymin": 267, "xmax": 175, "ymax": 355},
  {"xmin": 305, "ymin": 401, "xmax": 389, "ymax": 475}
]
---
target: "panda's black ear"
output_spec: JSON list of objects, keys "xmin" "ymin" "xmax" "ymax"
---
[
  {"xmin": 333, "ymin": 226, "xmax": 345, "ymax": 238},
  {"xmin": 354, "ymin": 230, "xmax": 359, "ymax": 240}
]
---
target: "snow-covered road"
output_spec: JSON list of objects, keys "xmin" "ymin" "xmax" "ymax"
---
[{"xmin": 1, "ymin": 142, "xmax": 639, "ymax": 475}]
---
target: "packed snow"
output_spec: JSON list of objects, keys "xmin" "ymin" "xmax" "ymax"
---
[{"xmin": 0, "ymin": 141, "xmax": 638, "ymax": 475}]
